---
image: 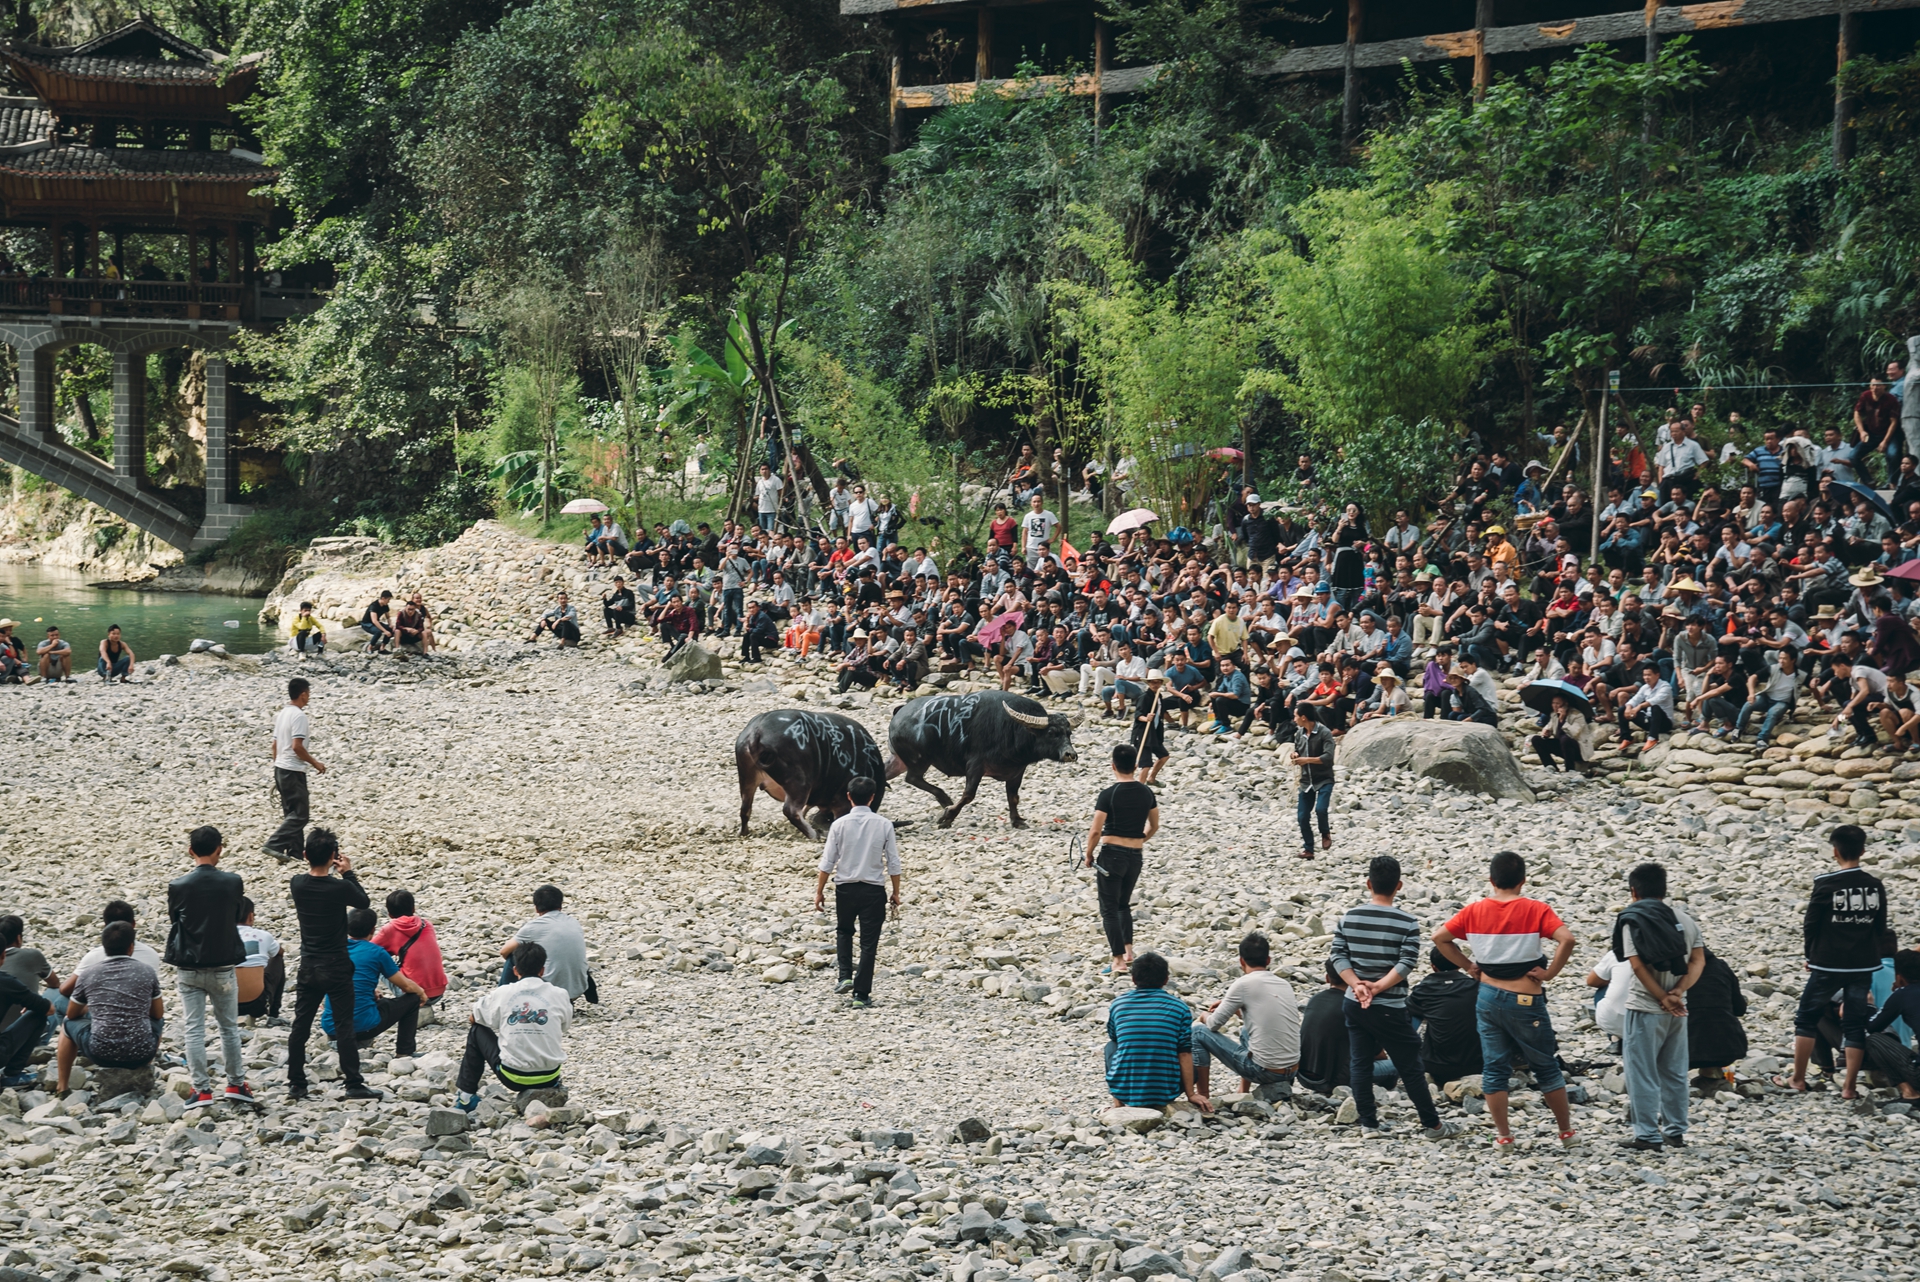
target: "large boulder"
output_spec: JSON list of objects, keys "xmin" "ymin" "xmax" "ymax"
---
[
  {"xmin": 662, "ymin": 642, "xmax": 724, "ymax": 684},
  {"xmin": 1340, "ymin": 719, "xmax": 1535, "ymax": 801}
]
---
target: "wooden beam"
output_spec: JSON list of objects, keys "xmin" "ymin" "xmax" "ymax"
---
[
  {"xmin": 889, "ymin": 49, "xmax": 903, "ymax": 151},
  {"xmin": 975, "ymin": 6, "xmax": 992, "ymax": 81},
  {"xmin": 1474, "ymin": 0, "xmax": 1494, "ymax": 98},
  {"xmin": 1342, "ymin": 0, "xmax": 1364, "ymax": 151},
  {"xmin": 1094, "ymin": 16, "xmax": 1110, "ymax": 128}
]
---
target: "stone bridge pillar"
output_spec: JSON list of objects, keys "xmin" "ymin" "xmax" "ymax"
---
[
  {"xmin": 192, "ymin": 353, "xmax": 251, "ymax": 548},
  {"xmin": 111, "ymin": 349, "xmax": 146, "ymax": 483},
  {"xmin": 16, "ymin": 345, "xmax": 55, "ymax": 445}
]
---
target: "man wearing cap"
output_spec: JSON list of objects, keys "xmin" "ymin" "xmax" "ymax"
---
[
  {"xmin": 1130, "ymin": 670, "xmax": 1171, "ymax": 783},
  {"xmin": 1240, "ymin": 495, "xmax": 1285, "ymax": 573},
  {"xmin": 1484, "ymin": 525, "xmax": 1520, "ymax": 575},
  {"xmin": 0, "ymin": 619, "xmax": 25, "ymax": 682}
]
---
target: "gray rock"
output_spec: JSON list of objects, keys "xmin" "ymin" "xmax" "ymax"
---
[
  {"xmin": 953, "ymin": 1115, "xmax": 992, "ymax": 1143},
  {"xmin": 953, "ymin": 1205, "xmax": 995, "ymax": 1243},
  {"xmin": 1341, "ymin": 719, "xmax": 1537, "ymax": 801},
  {"xmin": 1118, "ymin": 1244, "xmax": 1190, "ymax": 1279},
  {"xmin": 741, "ymin": 1141, "xmax": 787, "ymax": 1166},
  {"xmin": 430, "ymin": 1181, "xmax": 474, "ymax": 1210},
  {"xmin": 1205, "ymin": 1245, "xmax": 1247, "ymax": 1279},
  {"xmin": 280, "ymin": 1201, "xmax": 329, "ymax": 1232},
  {"xmin": 662, "ymin": 643, "xmax": 724, "ymax": 684},
  {"xmin": 1019, "ymin": 1197, "xmax": 1051, "ymax": 1223},
  {"xmin": 888, "ymin": 1168, "xmax": 922, "ymax": 1194},
  {"xmin": 861, "ymin": 1127, "xmax": 913, "ymax": 1149},
  {"xmin": 89, "ymin": 1065, "xmax": 156, "ymax": 1099},
  {"xmin": 425, "ymin": 1108, "xmax": 470, "ymax": 1137},
  {"xmin": 515, "ymin": 1086, "xmax": 568, "ymax": 1114},
  {"xmin": 985, "ymin": 1217, "xmax": 1029, "ymax": 1243},
  {"xmin": 733, "ymin": 1168, "xmax": 780, "ymax": 1195}
]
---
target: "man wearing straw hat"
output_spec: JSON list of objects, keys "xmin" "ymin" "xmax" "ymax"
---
[{"xmin": 1129, "ymin": 670, "xmax": 1171, "ymax": 785}]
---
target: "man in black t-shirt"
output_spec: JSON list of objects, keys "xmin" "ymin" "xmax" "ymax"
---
[
  {"xmin": 359, "ymin": 591, "xmax": 396, "ymax": 653},
  {"xmin": 1407, "ymin": 948, "xmax": 1482, "ymax": 1088},
  {"xmin": 1084, "ymin": 744, "xmax": 1160, "ymax": 972}
]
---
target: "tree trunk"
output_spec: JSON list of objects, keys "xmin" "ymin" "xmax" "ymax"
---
[{"xmin": 75, "ymin": 392, "xmax": 98, "ymax": 445}]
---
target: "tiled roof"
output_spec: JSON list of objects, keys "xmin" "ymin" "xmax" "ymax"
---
[
  {"xmin": 8, "ymin": 51, "xmax": 221, "ymax": 85},
  {"xmin": 0, "ymin": 99, "xmax": 50, "ymax": 147},
  {"xmin": 0, "ymin": 144, "xmax": 269, "ymax": 181},
  {"xmin": 70, "ymin": 19, "xmax": 210, "ymax": 64}
]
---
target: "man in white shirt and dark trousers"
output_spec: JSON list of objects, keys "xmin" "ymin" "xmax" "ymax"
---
[
  {"xmin": 455, "ymin": 941, "xmax": 572, "ymax": 1113},
  {"xmin": 265, "ymin": 677, "xmax": 327, "ymax": 861},
  {"xmin": 1191, "ymin": 932, "xmax": 1301, "ymax": 1101},
  {"xmin": 813, "ymin": 777, "xmax": 901, "ymax": 1009}
]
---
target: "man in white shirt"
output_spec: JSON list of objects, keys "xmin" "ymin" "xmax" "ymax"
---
[
  {"xmin": 265, "ymin": 677, "xmax": 326, "ymax": 862},
  {"xmin": 454, "ymin": 940, "xmax": 572, "ymax": 1113},
  {"xmin": 1191, "ymin": 932, "xmax": 1300, "ymax": 1101},
  {"xmin": 846, "ymin": 485, "xmax": 877, "ymax": 542},
  {"xmin": 1022, "ymin": 492, "xmax": 1060, "ymax": 568},
  {"xmin": 813, "ymin": 778, "xmax": 901, "ymax": 1008},
  {"xmin": 234, "ymin": 896, "xmax": 284, "ymax": 1024},
  {"xmin": 754, "ymin": 464, "xmax": 784, "ymax": 533},
  {"xmin": 1655, "ymin": 424, "xmax": 1708, "ymax": 493}
]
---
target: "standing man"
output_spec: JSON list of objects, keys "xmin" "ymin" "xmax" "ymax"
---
[
  {"xmin": 754, "ymin": 462, "xmax": 784, "ymax": 534},
  {"xmin": 1612, "ymin": 862, "xmax": 1705, "ymax": 1151},
  {"xmin": 265, "ymin": 677, "xmax": 326, "ymax": 862},
  {"xmin": 1289, "ymin": 705, "xmax": 1335, "ymax": 860},
  {"xmin": 1331, "ymin": 856, "xmax": 1462, "ymax": 1140},
  {"xmin": 163, "ymin": 825, "xmax": 250, "ymax": 1108},
  {"xmin": 718, "ymin": 544, "xmax": 752, "ymax": 637},
  {"xmin": 1433, "ymin": 851, "xmax": 1580, "ymax": 1151},
  {"xmin": 1781, "ymin": 824, "xmax": 1888, "ymax": 1098},
  {"xmin": 1021, "ymin": 491, "xmax": 1060, "ymax": 569},
  {"xmin": 1084, "ymin": 744, "xmax": 1160, "ymax": 975},
  {"xmin": 813, "ymin": 776, "xmax": 900, "ymax": 1010},
  {"xmin": 284, "ymin": 828, "xmax": 381, "ymax": 1102}
]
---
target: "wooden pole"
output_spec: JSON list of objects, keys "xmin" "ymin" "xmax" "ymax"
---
[
  {"xmin": 1342, "ymin": 0, "xmax": 1364, "ymax": 152},
  {"xmin": 1473, "ymin": 0, "xmax": 1493, "ymax": 100},
  {"xmin": 975, "ymin": 7, "xmax": 993, "ymax": 82},
  {"xmin": 889, "ymin": 47, "xmax": 903, "ymax": 153},
  {"xmin": 1834, "ymin": 6, "xmax": 1859, "ymax": 165},
  {"xmin": 1643, "ymin": 0, "xmax": 1661, "ymax": 142}
]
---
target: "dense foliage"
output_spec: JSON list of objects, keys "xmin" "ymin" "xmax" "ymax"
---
[{"xmin": 14, "ymin": 1, "xmax": 1920, "ymax": 550}]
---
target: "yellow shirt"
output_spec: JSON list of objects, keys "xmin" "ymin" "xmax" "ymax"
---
[
  {"xmin": 1208, "ymin": 614, "xmax": 1248, "ymax": 655},
  {"xmin": 289, "ymin": 613, "xmax": 324, "ymax": 637}
]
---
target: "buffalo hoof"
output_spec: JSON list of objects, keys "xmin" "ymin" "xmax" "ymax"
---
[
  {"xmin": 937, "ymin": 809, "xmax": 960, "ymax": 829},
  {"xmin": 1009, "ymin": 818, "xmax": 1030, "ymax": 830}
]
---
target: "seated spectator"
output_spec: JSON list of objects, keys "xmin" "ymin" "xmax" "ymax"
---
[
  {"xmin": 1104, "ymin": 951, "xmax": 1210, "ymax": 1112},
  {"xmin": 0, "ymin": 914, "xmax": 60, "ymax": 1041},
  {"xmin": 1685, "ymin": 947, "xmax": 1750, "ymax": 1084},
  {"xmin": 455, "ymin": 940, "xmax": 573, "ymax": 1112},
  {"xmin": 55, "ymin": 922, "xmax": 163, "ymax": 1092},
  {"xmin": 322, "ymin": 907, "xmax": 426, "ymax": 1057},
  {"xmin": 235, "ymin": 897, "xmax": 285, "ymax": 1025},
  {"xmin": 1530, "ymin": 692, "xmax": 1596, "ymax": 775},
  {"xmin": 1355, "ymin": 663, "xmax": 1409, "ymax": 721},
  {"xmin": 1407, "ymin": 948, "xmax": 1482, "ymax": 1089},
  {"xmin": 360, "ymin": 591, "xmax": 398, "ymax": 653},
  {"xmin": 36, "ymin": 625, "xmax": 72, "ymax": 681},
  {"xmin": 61, "ymin": 900, "xmax": 162, "ymax": 989},
  {"xmin": 741, "ymin": 601, "xmax": 780, "ymax": 663},
  {"xmin": 883, "ymin": 626, "xmax": 929, "ymax": 691},
  {"xmin": 1297, "ymin": 962, "xmax": 1362, "ymax": 1096},
  {"xmin": 394, "ymin": 594, "xmax": 435, "ymax": 652},
  {"xmin": 498, "ymin": 884, "xmax": 592, "ymax": 1003},
  {"xmin": 1204, "ymin": 653, "xmax": 1253, "ymax": 733},
  {"xmin": 835, "ymin": 630, "xmax": 879, "ymax": 692},
  {"xmin": 529, "ymin": 593, "xmax": 582, "ymax": 647},
  {"xmin": 374, "ymin": 889, "xmax": 449, "ymax": 1007},
  {"xmin": 287, "ymin": 602, "xmax": 327, "ymax": 654},
  {"xmin": 1585, "ymin": 947, "xmax": 1632, "ymax": 1056},
  {"xmin": 0, "ymin": 619, "xmax": 27, "ymax": 682},
  {"xmin": 0, "ymin": 964, "xmax": 49, "ymax": 1086},
  {"xmin": 601, "ymin": 578, "xmax": 637, "ymax": 637},
  {"xmin": 1621, "ymin": 662, "xmax": 1675, "ymax": 748},
  {"xmin": 96, "ymin": 624, "xmax": 134, "ymax": 683},
  {"xmin": 1190, "ymin": 932, "xmax": 1300, "ymax": 1101}
]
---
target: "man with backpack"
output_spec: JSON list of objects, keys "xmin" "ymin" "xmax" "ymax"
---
[{"xmin": 1612, "ymin": 862, "xmax": 1706, "ymax": 1150}]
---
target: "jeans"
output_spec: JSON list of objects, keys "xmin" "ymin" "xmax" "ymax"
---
[
  {"xmin": 1344, "ymin": 999, "xmax": 1443, "ymax": 1129},
  {"xmin": 177, "ymin": 967, "xmax": 243, "ymax": 1092},
  {"xmin": 0, "ymin": 1008, "xmax": 47, "ymax": 1076},
  {"xmin": 835, "ymin": 882, "xmax": 888, "ymax": 1000},
  {"xmin": 1621, "ymin": 1006, "xmax": 1690, "ymax": 1141},
  {"xmin": 457, "ymin": 1021, "xmax": 560, "ymax": 1095},
  {"xmin": 97, "ymin": 653, "xmax": 130, "ymax": 679},
  {"xmin": 1296, "ymin": 780, "xmax": 1332, "ymax": 852},
  {"xmin": 1094, "ymin": 846, "xmax": 1143, "ymax": 958},
  {"xmin": 1736, "ymin": 693, "xmax": 1791, "ymax": 743},
  {"xmin": 1794, "ymin": 969, "xmax": 1874, "ymax": 1047},
  {"xmin": 1475, "ymin": 985, "xmax": 1566, "ymax": 1096},
  {"xmin": 1190, "ymin": 1023, "xmax": 1294, "ymax": 1093},
  {"xmin": 1101, "ymin": 679, "xmax": 1144, "ymax": 706},
  {"xmin": 720, "ymin": 587, "xmax": 745, "ymax": 635},
  {"xmin": 287, "ymin": 959, "xmax": 364, "ymax": 1092},
  {"xmin": 266, "ymin": 768, "xmax": 310, "ymax": 858}
]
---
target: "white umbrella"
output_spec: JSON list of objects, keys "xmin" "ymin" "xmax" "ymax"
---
[
  {"xmin": 1107, "ymin": 508, "xmax": 1158, "ymax": 535},
  {"xmin": 560, "ymin": 498, "xmax": 609, "ymax": 515}
]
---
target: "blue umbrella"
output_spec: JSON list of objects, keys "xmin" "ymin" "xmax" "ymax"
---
[
  {"xmin": 1519, "ymin": 678, "xmax": 1593, "ymax": 718},
  {"xmin": 1829, "ymin": 478, "xmax": 1893, "ymax": 522}
]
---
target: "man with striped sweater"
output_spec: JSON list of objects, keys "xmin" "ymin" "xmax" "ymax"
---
[{"xmin": 1330, "ymin": 855, "xmax": 1462, "ymax": 1141}]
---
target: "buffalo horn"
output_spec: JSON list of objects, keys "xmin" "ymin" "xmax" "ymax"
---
[{"xmin": 1006, "ymin": 706, "xmax": 1051, "ymax": 730}]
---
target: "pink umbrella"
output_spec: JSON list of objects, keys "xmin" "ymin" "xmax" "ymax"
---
[
  {"xmin": 973, "ymin": 610, "xmax": 1023, "ymax": 646},
  {"xmin": 1209, "ymin": 447, "xmax": 1244, "ymax": 460},
  {"xmin": 1107, "ymin": 508, "xmax": 1158, "ymax": 535},
  {"xmin": 1887, "ymin": 559, "xmax": 1920, "ymax": 583}
]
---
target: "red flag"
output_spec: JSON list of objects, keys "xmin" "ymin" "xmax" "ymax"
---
[{"xmin": 1061, "ymin": 536, "xmax": 1079, "ymax": 563}]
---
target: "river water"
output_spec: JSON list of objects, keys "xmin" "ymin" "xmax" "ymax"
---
[{"xmin": 0, "ymin": 562, "xmax": 274, "ymax": 658}]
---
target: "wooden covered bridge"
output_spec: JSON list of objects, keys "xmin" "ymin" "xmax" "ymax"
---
[{"xmin": 0, "ymin": 17, "xmax": 312, "ymax": 550}]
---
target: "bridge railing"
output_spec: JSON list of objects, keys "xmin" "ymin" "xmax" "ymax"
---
[{"xmin": 0, "ymin": 275, "xmax": 248, "ymax": 321}]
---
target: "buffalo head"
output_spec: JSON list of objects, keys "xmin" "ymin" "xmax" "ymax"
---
[{"xmin": 1005, "ymin": 704, "xmax": 1079, "ymax": 763}]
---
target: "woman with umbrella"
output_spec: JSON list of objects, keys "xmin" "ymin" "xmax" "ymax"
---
[{"xmin": 1525, "ymin": 682, "xmax": 1597, "ymax": 775}]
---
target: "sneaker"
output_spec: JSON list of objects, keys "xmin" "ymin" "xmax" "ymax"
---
[
  {"xmin": 224, "ymin": 1082, "xmax": 256, "ymax": 1105},
  {"xmin": 1559, "ymin": 1130, "xmax": 1580, "ymax": 1149},
  {"xmin": 341, "ymin": 1084, "xmax": 385, "ymax": 1101},
  {"xmin": 1663, "ymin": 1136, "xmax": 1686, "ymax": 1149},
  {"xmin": 1, "ymin": 1071, "xmax": 40, "ymax": 1089},
  {"xmin": 287, "ymin": 1085, "xmax": 310, "ymax": 1101},
  {"xmin": 1617, "ymin": 1137, "xmax": 1663, "ymax": 1152},
  {"xmin": 184, "ymin": 1090, "xmax": 216, "ymax": 1111},
  {"xmin": 849, "ymin": 996, "xmax": 875, "ymax": 1009},
  {"xmin": 1422, "ymin": 1121, "xmax": 1463, "ymax": 1140},
  {"xmin": 834, "ymin": 979, "xmax": 855, "ymax": 995},
  {"xmin": 455, "ymin": 1092, "xmax": 481, "ymax": 1114},
  {"xmin": 1357, "ymin": 1121, "xmax": 1389, "ymax": 1137}
]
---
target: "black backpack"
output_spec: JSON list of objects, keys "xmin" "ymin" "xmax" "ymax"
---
[{"xmin": 1610, "ymin": 901, "xmax": 1689, "ymax": 975}]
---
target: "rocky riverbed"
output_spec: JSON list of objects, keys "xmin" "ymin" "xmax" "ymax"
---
[{"xmin": 1, "ymin": 536, "xmax": 1918, "ymax": 1282}]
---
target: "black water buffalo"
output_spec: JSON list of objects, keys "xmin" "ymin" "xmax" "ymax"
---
[
  {"xmin": 735, "ymin": 709, "xmax": 888, "ymax": 839},
  {"xmin": 885, "ymin": 690, "xmax": 1078, "ymax": 828}
]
